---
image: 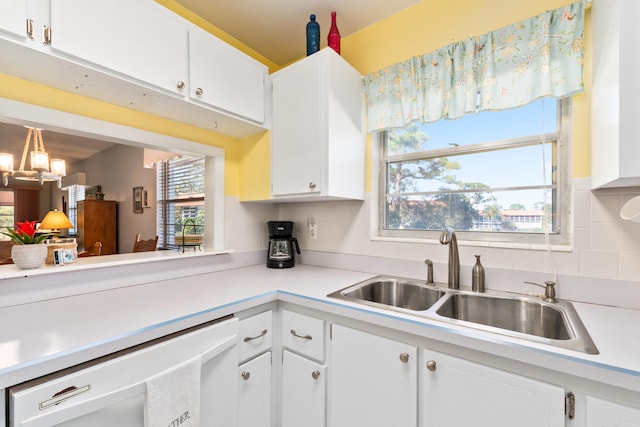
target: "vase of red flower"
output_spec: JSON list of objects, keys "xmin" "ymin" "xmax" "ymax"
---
[{"xmin": 2, "ymin": 221, "xmax": 49, "ymax": 269}]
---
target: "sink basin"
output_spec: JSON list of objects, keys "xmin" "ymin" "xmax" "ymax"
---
[
  {"xmin": 327, "ymin": 277, "xmax": 444, "ymax": 312},
  {"xmin": 435, "ymin": 293, "xmax": 599, "ymax": 354},
  {"xmin": 327, "ymin": 276, "xmax": 599, "ymax": 354},
  {"xmin": 436, "ymin": 293, "xmax": 571, "ymax": 340}
]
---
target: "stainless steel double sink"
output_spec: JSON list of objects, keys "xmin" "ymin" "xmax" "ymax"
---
[{"xmin": 327, "ymin": 276, "xmax": 598, "ymax": 354}]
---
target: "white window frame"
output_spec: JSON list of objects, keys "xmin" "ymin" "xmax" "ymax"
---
[{"xmin": 372, "ymin": 99, "xmax": 573, "ymax": 250}]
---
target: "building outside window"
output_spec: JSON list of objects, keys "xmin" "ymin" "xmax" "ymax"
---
[
  {"xmin": 156, "ymin": 155, "xmax": 205, "ymax": 249},
  {"xmin": 379, "ymin": 97, "xmax": 570, "ymax": 246}
]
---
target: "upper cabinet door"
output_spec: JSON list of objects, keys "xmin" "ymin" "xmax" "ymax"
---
[
  {"xmin": 50, "ymin": 0, "xmax": 188, "ymax": 96},
  {"xmin": 0, "ymin": 0, "xmax": 27, "ymax": 39},
  {"xmin": 189, "ymin": 26, "xmax": 266, "ymax": 123}
]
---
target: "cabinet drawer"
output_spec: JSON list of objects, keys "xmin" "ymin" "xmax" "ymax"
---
[
  {"xmin": 281, "ymin": 310, "xmax": 325, "ymax": 362},
  {"xmin": 238, "ymin": 311, "xmax": 273, "ymax": 362}
]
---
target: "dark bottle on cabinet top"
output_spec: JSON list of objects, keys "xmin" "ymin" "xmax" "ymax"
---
[{"xmin": 306, "ymin": 14, "xmax": 320, "ymax": 56}]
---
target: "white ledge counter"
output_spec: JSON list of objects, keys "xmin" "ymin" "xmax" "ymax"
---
[{"xmin": 0, "ymin": 261, "xmax": 639, "ymax": 396}]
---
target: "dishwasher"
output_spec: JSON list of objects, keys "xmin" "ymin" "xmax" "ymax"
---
[{"xmin": 9, "ymin": 316, "xmax": 239, "ymax": 427}]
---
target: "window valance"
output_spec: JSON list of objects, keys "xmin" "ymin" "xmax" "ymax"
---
[{"xmin": 364, "ymin": 1, "xmax": 586, "ymax": 133}]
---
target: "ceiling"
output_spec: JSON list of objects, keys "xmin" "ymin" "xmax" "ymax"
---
[{"xmin": 175, "ymin": 0, "xmax": 422, "ymax": 66}]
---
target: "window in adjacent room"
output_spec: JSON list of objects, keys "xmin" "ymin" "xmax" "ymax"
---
[
  {"xmin": 156, "ymin": 155, "xmax": 205, "ymax": 249},
  {"xmin": 379, "ymin": 97, "xmax": 570, "ymax": 246},
  {"xmin": 0, "ymin": 189, "xmax": 14, "ymax": 231},
  {"xmin": 66, "ymin": 184, "xmax": 85, "ymax": 235}
]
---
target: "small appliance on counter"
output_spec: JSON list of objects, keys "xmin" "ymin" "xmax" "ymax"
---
[{"xmin": 267, "ymin": 221, "xmax": 301, "ymax": 268}]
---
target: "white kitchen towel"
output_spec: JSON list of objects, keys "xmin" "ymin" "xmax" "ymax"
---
[{"xmin": 145, "ymin": 354, "xmax": 201, "ymax": 427}]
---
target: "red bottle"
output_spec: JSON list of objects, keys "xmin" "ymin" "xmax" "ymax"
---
[{"xmin": 327, "ymin": 11, "xmax": 341, "ymax": 55}]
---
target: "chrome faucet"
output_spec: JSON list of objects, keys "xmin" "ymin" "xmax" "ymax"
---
[{"xmin": 439, "ymin": 228, "xmax": 460, "ymax": 289}]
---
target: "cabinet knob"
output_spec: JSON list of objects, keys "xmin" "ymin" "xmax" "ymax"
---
[
  {"xmin": 399, "ymin": 353, "xmax": 409, "ymax": 363},
  {"xmin": 308, "ymin": 182, "xmax": 316, "ymax": 190},
  {"xmin": 241, "ymin": 371, "xmax": 250, "ymax": 380},
  {"xmin": 426, "ymin": 360, "xmax": 437, "ymax": 372},
  {"xmin": 195, "ymin": 87, "xmax": 204, "ymax": 96},
  {"xmin": 312, "ymin": 370, "xmax": 321, "ymax": 380},
  {"xmin": 176, "ymin": 81, "xmax": 185, "ymax": 89}
]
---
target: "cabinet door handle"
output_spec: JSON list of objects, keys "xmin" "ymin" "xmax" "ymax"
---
[
  {"xmin": 312, "ymin": 370, "xmax": 321, "ymax": 380},
  {"xmin": 176, "ymin": 80, "xmax": 185, "ymax": 89},
  {"xmin": 42, "ymin": 25, "xmax": 51, "ymax": 45},
  {"xmin": 241, "ymin": 371, "xmax": 250, "ymax": 381},
  {"xmin": 399, "ymin": 353, "xmax": 410, "ymax": 363},
  {"xmin": 195, "ymin": 87, "xmax": 204, "ymax": 96},
  {"xmin": 26, "ymin": 19, "xmax": 34, "ymax": 40},
  {"xmin": 39, "ymin": 385, "xmax": 91, "ymax": 410},
  {"xmin": 426, "ymin": 360, "xmax": 437, "ymax": 372},
  {"xmin": 290, "ymin": 329, "xmax": 312, "ymax": 340},
  {"xmin": 308, "ymin": 182, "xmax": 316, "ymax": 190},
  {"xmin": 243, "ymin": 329, "xmax": 268, "ymax": 342}
]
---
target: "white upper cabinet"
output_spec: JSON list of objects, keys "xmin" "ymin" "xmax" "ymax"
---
[
  {"xmin": 189, "ymin": 25, "xmax": 266, "ymax": 123},
  {"xmin": 0, "ymin": 0, "xmax": 267, "ymax": 137},
  {"xmin": 0, "ymin": 0, "xmax": 28, "ymax": 39},
  {"xmin": 591, "ymin": 0, "xmax": 640, "ymax": 188},
  {"xmin": 50, "ymin": 0, "xmax": 188, "ymax": 96},
  {"xmin": 270, "ymin": 48, "xmax": 364, "ymax": 201}
]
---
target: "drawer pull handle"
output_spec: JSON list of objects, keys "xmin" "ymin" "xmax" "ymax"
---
[
  {"xmin": 290, "ymin": 329, "xmax": 312, "ymax": 340},
  {"xmin": 39, "ymin": 385, "xmax": 91, "ymax": 410},
  {"xmin": 241, "ymin": 371, "xmax": 251, "ymax": 380},
  {"xmin": 243, "ymin": 329, "xmax": 268, "ymax": 342}
]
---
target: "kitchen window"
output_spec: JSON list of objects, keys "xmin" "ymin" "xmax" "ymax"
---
[
  {"xmin": 156, "ymin": 155, "xmax": 205, "ymax": 249},
  {"xmin": 378, "ymin": 97, "xmax": 571, "ymax": 247}
]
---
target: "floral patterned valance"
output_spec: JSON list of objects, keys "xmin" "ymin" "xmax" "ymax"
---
[{"xmin": 363, "ymin": 1, "xmax": 586, "ymax": 133}]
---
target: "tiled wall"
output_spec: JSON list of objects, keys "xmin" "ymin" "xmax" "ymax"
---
[{"xmin": 226, "ymin": 177, "xmax": 640, "ymax": 285}]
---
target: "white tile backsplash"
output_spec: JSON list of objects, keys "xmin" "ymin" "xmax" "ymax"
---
[{"xmin": 227, "ymin": 177, "xmax": 640, "ymax": 307}]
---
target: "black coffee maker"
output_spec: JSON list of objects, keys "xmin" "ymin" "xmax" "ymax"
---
[{"xmin": 267, "ymin": 221, "xmax": 301, "ymax": 268}]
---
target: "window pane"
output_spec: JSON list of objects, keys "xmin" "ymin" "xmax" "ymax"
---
[
  {"xmin": 386, "ymin": 189, "xmax": 554, "ymax": 233},
  {"xmin": 387, "ymin": 143, "xmax": 553, "ymax": 194},
  {"xmin": 156, "ymin": 156, "xmax": 205, "ymax": 248},
  {"xmin": 382, "ymin": 97, "xmax": 564, "ymax": 238},
  {"xmin": 388, "ymin": 98, "xmax": 558, "ymax": 154}
]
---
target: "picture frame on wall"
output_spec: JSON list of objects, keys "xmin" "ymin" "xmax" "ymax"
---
[{"xmin": 133, "ymin": 186, "xmax": 143, "ymax": 214}]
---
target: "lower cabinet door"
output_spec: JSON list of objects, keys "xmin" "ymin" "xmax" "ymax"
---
[
  {"xmin": 238, "ymin": 351, "xmax": 272, "ymax": 427},
  {"xmin": 329, "ymin": 324, "xmax": 417, "ymax": 427},
  {"xmin": 586, "ymin": 396, "xmax": 640, "ymax": 427},
  {"xmin": 281, "ymin": 350, "xmax": 325, "ymax": 427},
  {"xmin": 422, "ymin": 349, "xmax": 565, "ymax": 427}
]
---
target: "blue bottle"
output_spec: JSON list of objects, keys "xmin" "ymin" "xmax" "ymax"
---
[{"xmin": 306, "ymin": 14, "xmax": 320, "ymax": 56}]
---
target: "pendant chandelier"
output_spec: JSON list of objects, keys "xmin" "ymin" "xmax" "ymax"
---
[{"xmin": 0, "ymin": 127, "xmax": 67, "ymax": 188}]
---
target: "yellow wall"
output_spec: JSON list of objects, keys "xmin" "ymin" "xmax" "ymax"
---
[
  {"xmin": 1, "ymin": 0, "xmax": 590, "ymax": 200},
  {"xmin": 341, "ymin": 0, "xmax": 591, "ymax": 191}
]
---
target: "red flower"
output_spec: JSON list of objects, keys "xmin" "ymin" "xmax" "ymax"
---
[
  {"xmin": 1, "ymin": 220, "xmax": 50, "ymax": 244},
  {"xmin": 15, "ymin": 221, "xmax": 38, "ymax": 238}
]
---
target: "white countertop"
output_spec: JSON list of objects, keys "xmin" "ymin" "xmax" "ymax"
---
[{"xmin": 1, "ymin": 263, "xmax": 639, "ymax": 393}]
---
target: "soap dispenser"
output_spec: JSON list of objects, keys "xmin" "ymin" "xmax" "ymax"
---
[{"xmin": 472, "ymin": 255, "xmax": 485, "ymax": 292}]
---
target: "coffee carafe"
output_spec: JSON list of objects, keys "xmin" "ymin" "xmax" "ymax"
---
[{"xmin": 267, "ymin": 221, "xmax": 301, "ymax": 268}]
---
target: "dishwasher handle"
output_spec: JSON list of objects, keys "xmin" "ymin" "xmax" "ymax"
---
[{"xmin": 23, "ymin": 335, "xmax": 237, "ymax": 427}]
